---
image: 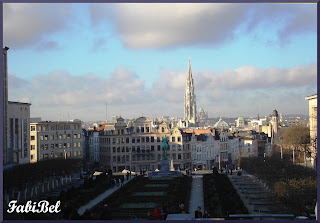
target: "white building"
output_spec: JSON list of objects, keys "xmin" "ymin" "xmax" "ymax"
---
[{"xmin": 89, "ymin": 131, "xmax": 100, "ymax": 163}]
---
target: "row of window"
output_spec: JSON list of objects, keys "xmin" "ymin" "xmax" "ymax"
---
[
  {"xmin": 39, "ymin": 151, "xmax": 82, "ymax": 160},
  {"xmin": 30, "ymin": 125, "xmax": 81, "ymax": 132},
  {"xmin": 34, "ymin": 133, "xmax": 82, "ymax": 141},
  {"xmin": 103, "ymin": 144, "xmax": 183, "ymax": 153},
  {"xmin": 111, "ymin": 153, "xmax": 187, "ymax": 162},
  {"xmin": 36, "ymin": 142, "xmax": 82, "ymax": 150},
  {"xmin": 101, "ymin": 136, "xmax": 182, "ymax": 144}
]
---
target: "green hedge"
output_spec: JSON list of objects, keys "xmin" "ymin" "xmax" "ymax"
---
[{"xmin": 203, "ymin": 174, "xmax": 248, "ymax": 218}]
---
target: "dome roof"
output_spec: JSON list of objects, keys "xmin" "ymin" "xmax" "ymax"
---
[
  {"xmin": 199, "ymin": 108, "xmax": 204, "ymax": 112},
  {"xmin": 272, "ymin": 110, "xmax": 278, "ymax": 117},
  {"xmin": 213, "ymin": 118, "xmax": 229, "ymax": 129},
  {"xmin": 238, "ymin": 117, "xmax": 244, "ymax": 121},
  {"xmin": 134, "ymin": 116, "xmax": 151, "ymax": 123}
]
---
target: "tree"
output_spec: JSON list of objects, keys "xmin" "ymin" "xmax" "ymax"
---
[{"xmin": 282, "ymin": 126, "xmax": 310, "ymax": 165}]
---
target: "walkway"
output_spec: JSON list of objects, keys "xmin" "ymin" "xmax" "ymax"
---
[
  {"xmin": 188, "ymin": 175, "xmax": 204, "ymax": 216},
  {"xmin": 77, "ymin": 177, "xmax": 133, "ymax": 216}
]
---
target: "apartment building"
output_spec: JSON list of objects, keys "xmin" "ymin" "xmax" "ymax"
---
[{"xmin": 30, "ymin": 120, "xmax": 83, "ymax": 162}]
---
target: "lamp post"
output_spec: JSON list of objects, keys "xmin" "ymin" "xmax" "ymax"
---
[{"xmin": 279, "ymin": 136, "xmax": 283, "ymax": 159}]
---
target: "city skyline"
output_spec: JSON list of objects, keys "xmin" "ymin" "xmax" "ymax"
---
[{"xmin": 5, "ymin": 3, "xmax": 317, "ymax": 121}]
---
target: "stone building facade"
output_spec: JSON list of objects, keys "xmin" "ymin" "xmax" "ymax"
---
[
  {"xmin": 30, "ymin": 120, "xmax": 83, "ymax": 162},
  {"xmin": 99, "ymin": 116, "xmax": 193, "ymax": 172}
]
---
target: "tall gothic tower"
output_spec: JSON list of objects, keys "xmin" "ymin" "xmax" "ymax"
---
[{"xmin": 184, "ymin": 58, "xmax": 197, "ymax": 126}]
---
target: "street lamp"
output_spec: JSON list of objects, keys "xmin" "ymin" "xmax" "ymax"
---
[{"xmin": 279, "ymin": 136, "xmax": 283, "ymax": 159}]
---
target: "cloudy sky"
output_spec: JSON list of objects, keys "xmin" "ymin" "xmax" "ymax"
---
[{"xmin": 4, "ymin": 3, "xmax": 317, "ymax": 121}]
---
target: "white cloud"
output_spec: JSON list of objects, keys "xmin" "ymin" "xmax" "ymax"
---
[
  {"xmin": 89, "ymin": 3, "xmax": 316, "ymax": 49},
  {"xmin": 3, "ymin": 3, "xmax": 73, "ymax": 49}
]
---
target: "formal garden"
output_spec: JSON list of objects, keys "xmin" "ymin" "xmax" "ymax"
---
[
  {"xmin": 241, "ymin": 156, "xmax": 317, "ymax": 216},
  {"xmin": 83, "ymin": 175, "xmax": 192, "ymax": 220},
  {"xmin": 203, "ymin": 173, "xmax": 248, "ymax": 218}
]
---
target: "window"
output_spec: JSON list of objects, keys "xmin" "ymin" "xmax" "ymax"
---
[
  {"xmin": 31, "ymin": 126, "xmax": 35, "ymax": 131},
  {"xmin": 78, "ymin": 142, "xmax": 81, "ymax": 147},
  {"xmin": 31, "ymin": 155, "xmax": 34, "ymax": 160},
  {"xmin": 55, "ymin": 144, "xmax": 58, "ymax": 149},
  {"xmin": 78, "ymin": 133, "xmax": 81, "ymax": 139},
  {"xmin": 44, "ymin": 144, "xmax": 48, "ymax": 150},
  {"xmin": 162, "ymin": 127, "xmax": 165, "ymax": 132},
  {"xmin": 136, "ymin": 127, "xmax": 140, "ymax": 133},
  {"xmin": 132, "ymin": 138, "xmax": 135, "ymax": 143},
  {"xmin": 126, "ymin": 155, "xmax": 129, "ymax": 161},
  {"xmin": 151, "ymin": 146, "xmax": 154, "ymax": 151},
  {"xmin": 67, "ymin": 134, "xmax": 71, "ymax": 139},
  {"xmin": 141, "ymin": 137, "xmax": 145, "ymax": 143},
  {"xmin": 117, "ymin": 147, "xmax": 120, "ymax": 152},
  {"xmin": 113, "ymin": 147, "xmax": 116, "ymax": 153},
  {"xmin": 157, "ymin": 154, "xmax": 161, "ymax": 160},
  {"xmin": 132, "ymin": 155, "xmax": 136, "ymax": 161},
  {"xmin": 172, "ymin": 145, "xmax": 176, "ymax": 151},
  {"xmin": 146, "ymin": 137, "xmax": 149, "ymax": 143},
  {"xmin": 73, "ymin": 143, "xmax": 77, "ymax": 148},
  {"xmin": 141, "ymin": 127, "xmax": 144, "ymax": 133},
  {"xmin": 40, "ymin": 135, "xmax": 44, "ymax": 141},
  {"xmin": 63, "ymin": 134, "xmax": 66, "ymax": 139},
  {"xmin": 51, "ymin": 144, "xmax": 54, "ymax": 149},
  {"xmin": 126, "ymin": 147, "xmax": 130, "ymax": 152},
  {"xmin": 50, "ymin": 135, "xmax": 54, "ymax": 140},
  {"xmin": 157, "ymin": 137, "xmax": 161, "ymax": 142},
  {"xmin": 173, "ymin": 154, "xmax": 176, "ymax": 159},
  {"xmin": 31, "ymin": 136, "xmax": 35, "ymax": 140},
  {"xmin": 178, "ymin": 154, "xmax": 181, "ymax": 159},
  {"xmin": 44, "ymin": 135, "xmax": 48, "ymax": 140},
  {"xmin": 67, "ymin": 143, "xmax": 71, "ymax": 148},
  {"xmin": 31, "ymin": 145, "xmax": 35, "ymax": 150},
  {"xmin": 151, "ymin": 137, "xmax": 154, "ymax": 142},
  {"xmin": 74, "ymin": 134, "xmax": 77, "ymax": 139},
  {"xmin": 178, "ymin": 145, "xmax": 182, "ymax": 151},
  {"xmin": 178, "ymin": 137, "xmax": 181, "ymax": 142},
  {"xmin": 172, "ymin": 137, "xmax": 175, "ymax": 142},
  {"xmin": 136, "ymin": 137, "xmax": 140, "ymax": 143},
  {"xmin": 74, "ymin": 151, "xmax": 77, "ymax": 157},
  {"xmin": 151, "ymin": 154, "xmax": 155, "ymax": 160},
  {"xmin": 157, "ymin": 145, "xmax": 161, "ymax": 151},
  {"xmin": 59, "ymin": 134, "xmax": 62, "ymax": 140},
  {"xmin": 132, "ymin": 146, "xmax": 135, "ymax": 152},
  {"xmin": 78, "ymin": 151, "xmax": 81, "ymax": 156},
  {"xmin": 146, "ymin": 127, "xmax": 150, "ymax": 132},
  {"xmin": 64, "ymin": 143, "xmax": 67, "ymax": 148},
  {"xmin": 126, "ymin": 138, "xmax": 129, "ymax": 143}
]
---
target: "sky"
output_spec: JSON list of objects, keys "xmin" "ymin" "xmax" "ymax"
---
[{"xmin": 4, "ymin": 3, "xmax": 317, "ymax": 122}]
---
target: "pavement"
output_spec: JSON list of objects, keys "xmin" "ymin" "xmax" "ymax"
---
[
  {"xmin": 77, "ymin": 177, "xmax": 133, "ymax": 216},
  {"xmin": 188, "ymin": 175, "xmax": 204, "ymax": 217}
]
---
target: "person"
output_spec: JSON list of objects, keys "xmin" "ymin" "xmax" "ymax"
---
[
  {"xmin": 126, "ymin": 172, "xmax": 129, "ymax": 181},
  {"xmin": 230, "ymin": 169, "xmax": 233, "ymax": 175},
  {"xmin": 146, "ymin": 211, "xmax": 153, "ymax": 220},
  {"xmin": 195, "ymin": 206, "xmax": 202, "ymax": 218},
  {"xmin": 129, "ymin": 170, "xmax": 132, "ymax": 178},
  {"xmin": 203, "ymin": 210, "xmax": 211, "ymax": 218},
  {"xmin": 62, "ymin": 202, "xmax": 73, "ymax": 220},
  {"xmin": 220, "ymin": 168, "xmax": 223, "ymax": 173},
  {"xmin": 100, "ymin": 204, "xmax": 112, "ymax": 220},
  {"xmin": 120, "ymin": 177, "xmax": 124, "ymax": 186},
  {"xmin": 178, "ymin": 203, "xmax": 185, "ymax": 213},
  {"xmin": 225, "ymin": 167, "xmax": 228, "ymax": 174},
  {"xmin": 154, "ymin": 206, "xmax": 162, "ymax": 220}
]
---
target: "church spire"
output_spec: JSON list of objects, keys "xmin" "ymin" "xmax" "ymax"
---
[{"xmin": 184, "ymin": 57, "xmax": 197, "ymax": 126}]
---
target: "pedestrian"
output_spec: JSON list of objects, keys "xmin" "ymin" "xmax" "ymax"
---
[
  {"xmin": 195, "ymin": 206, "xmax": 202, "ymax": 218},
  {"xmin": 120, "ymin": 177, "xmax": 124, "ymax": 186},
  {"xmin": 203, "ymin": 210, "xmax": 211, "ymax": 218},
  {"xmin": 126, "ymin": 172, "xmax": 129, "ymax": 181},
  {"xmin": 154, "ymin": 206, "xmax": 162, "ymax": 220},
  {"xmin": 118, "ymin": 178, "xmax": 121, "ymax": 186},
  {"xmin": 178, "ymin": 203, "xmax": 185, "ymax": 213},
  {"xmin": 100, "ymin": 204, "xmax": 112, "ymax": 220},
  {"xmin": 230, "ymin": 169, "xmax": 233, "ymax": 175},
  {"xmin": 129, "ymin": 170, "xmax": 132, "ymax": 178},
  {"xmin": 225, "ymin": 167, "xmax": 227, "ymax": 174},
  {"xmin": 220, "ymin": 168, "xmax": 223, "ymax": 173},
  {"xmin": 146, "ymin": 211, "xmax": 153, "ymax": 220}
]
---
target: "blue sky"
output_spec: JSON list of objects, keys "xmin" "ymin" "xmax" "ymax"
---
[{"xmin": 5, "ymin": 3, "xmax": 317, "ymax": 121}]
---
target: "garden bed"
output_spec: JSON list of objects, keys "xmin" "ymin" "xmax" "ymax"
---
[
  {"xmin": 87, "ymin": 175, "xmax": 192, "ymax": 220},
  {"xmin": 203, "ymin": 174, "xmax": 248, "ymax": 218}
]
